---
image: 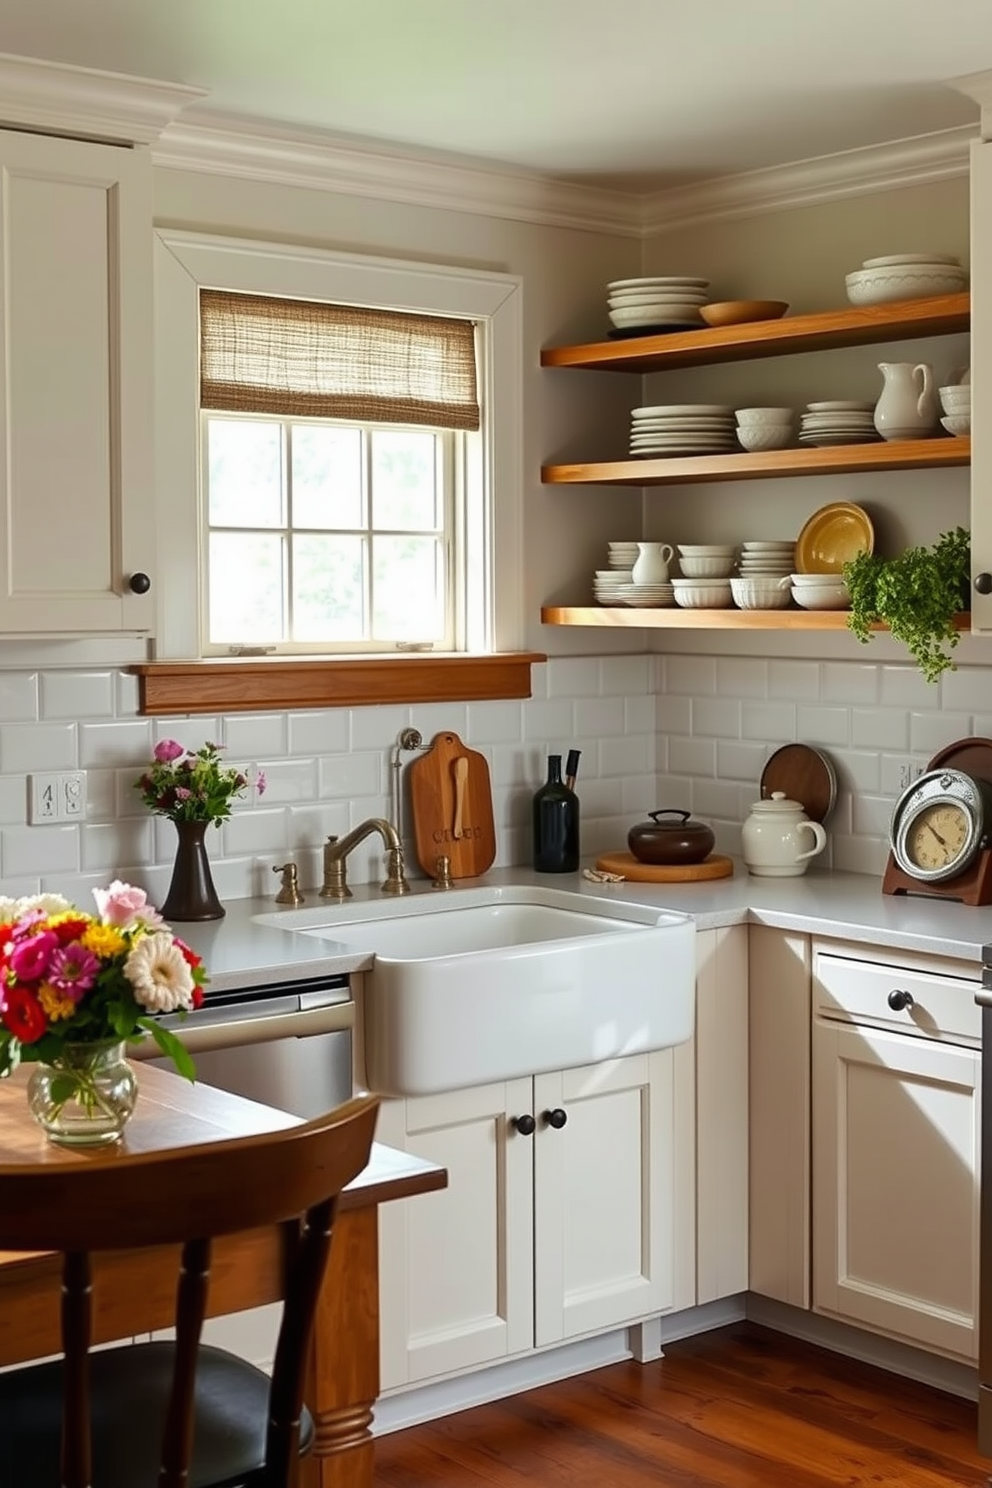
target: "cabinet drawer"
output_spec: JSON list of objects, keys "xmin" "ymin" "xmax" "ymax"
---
[{"xmin": 813, "ymin": 949, "xmax": 981, "ymax": 1046}]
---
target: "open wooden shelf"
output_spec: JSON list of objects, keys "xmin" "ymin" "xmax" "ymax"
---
[
  {"xmin": 542, "ymin": 436, "xmax": 970, "ymax": 487},
  {"xmin": 540, "ymin": 293, "xmax": 970, "ymax": 373},
  {"xmin": 540, "ymin": 607, "xmax": 973, "ymax": 632}
]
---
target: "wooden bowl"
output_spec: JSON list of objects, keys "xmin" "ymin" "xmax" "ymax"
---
[{"xmin": 700, "ymin": 300, "xmax": 789, "ymax": 327}]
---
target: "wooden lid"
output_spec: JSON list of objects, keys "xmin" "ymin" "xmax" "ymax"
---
[{"xmin": 759, "ymin": 744, "xmax": 836, "ymax": 823}]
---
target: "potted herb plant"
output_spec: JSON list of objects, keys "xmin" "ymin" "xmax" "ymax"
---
[{"xmin": 842, "ymin": 526, "xmax": 971, "ymax": 684}]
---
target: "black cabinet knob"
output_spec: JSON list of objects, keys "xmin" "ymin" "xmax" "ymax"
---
[
  {"xmin": 511, "ymin": 1113, "xmax": 536, "ymax": 1136},
  {"xmin": 976, "ymin": 573, "xmax": 992, "ymax": 595},
  {"xmin": 543, "ymin": 1108, "xmax": 568, "ymax": 1130},
  {"xmin": 128, "ymin": 572, "xmax": 151, "ymax": 594},
  {"xmin": 887, "ymin": 988, "xmax": 915, "ymax": 1011}
]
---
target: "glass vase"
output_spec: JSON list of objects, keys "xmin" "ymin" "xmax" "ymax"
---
[
  {"xmin": 27, "ymin": 1039, "xmax": 138, "ymax": 1147},
  {"xmin": 161, "ymin": 817, "xmax": 225, "ymax": 921}
]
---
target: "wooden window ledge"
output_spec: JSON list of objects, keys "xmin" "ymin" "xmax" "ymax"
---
[{"xmin": 130, "ymin": 654, "xmax": 546, "ymax": 716}]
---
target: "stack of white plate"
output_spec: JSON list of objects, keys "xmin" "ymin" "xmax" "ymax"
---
[
  {"xmin": 738, "ymin": 540, "xmax": 795, "ymax": 576},
  {"xmin": 607, "ymin": 541, "xmax": 640, "ymax": 570},
  {"xmin": 630, "ymin": 404, "xmax": 737, "ymax": 458},
  {"xmin": 799, "ymin": 400, "xmax": 879, "ymax": 448},
  {"xmin": 616, "ymin": 581, "xmax": 675, "ymax": 608},
  {"xmin": 593, "ymin": 569, "xmax": 631, "ymax": 605},
  {"xmin": 607, "ymin": 277, "xmax": 710, "ymax": 334}
]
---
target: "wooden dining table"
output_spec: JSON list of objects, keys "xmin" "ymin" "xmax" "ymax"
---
[{"xmin": 0, "ymin": 1062, "xmax": 446, "ymax": 1488}]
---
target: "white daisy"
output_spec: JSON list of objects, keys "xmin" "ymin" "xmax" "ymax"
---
[{"xmin": 125, "ymin": 932, "xmax": 195, "ymax": 1013}]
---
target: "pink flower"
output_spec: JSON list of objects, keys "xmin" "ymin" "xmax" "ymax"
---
[
  {"xmin": 9, "ymin": 930, "xmax": 58, "ymax": 982},
  {"xmin": 154, "ymin": 739, "xmax": 185, "ymax": 764},
  {"xmin": 92, "ymin": 879, "xmax": 164, "ymax": 929},
  {"xmin": 48, "ymin": 942, "xmax": 100, "ymax": 1000},
  {"xmin": 256, "ymin": 771, "xmax": 267, "ymax": 796}
]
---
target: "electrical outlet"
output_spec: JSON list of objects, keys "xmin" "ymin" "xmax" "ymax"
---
[
  {"xmin": 28, "ymin": 771, "xmax": 86, "ymax": 824},
  {"xmin": 896, "ymin": 760, "xmax": 924, "ymax": 791}
]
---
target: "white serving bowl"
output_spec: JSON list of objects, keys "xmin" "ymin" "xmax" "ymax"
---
[
  {"xmin": 734, "ymin": 407, "xmax": 795, "ymax": 424},
  {"xmin": 672, "ymin": 579, "xmax": 733, "ymax": 608},
  {"xmin": 736, "ymin": 424, "xmax": 795, "ymax": 452},
  {"xmin": 730, "ymin": 576, "xmax": 793, "ymax": 610},
  {"xmin": 862, "ymin": 252, "xmax": 961, "ymax": 269},
  {"xmin": 938, "ymin": 385, "xmax": 971, "ymax": 410},
  {"xmin": 791, "ymin": 584, "xmax": 849, "ymax": 610},
  {"xmin": 678, "ymin": 554, "xmax": 736, "ymax": 578},
  {"xmin": 845, "ymin": 265, "xmax": 968, "ymax": 306},
  {"xmin": 941, "ymin": 414, "xmax": 971, "ymax": 436},
  {"xmin": 677, "ymin": 544, "xmax": 738, "ymax": 557},
  {"xmin": 608, "ymin": 305, "xmax": 703, "ymax": 327}
]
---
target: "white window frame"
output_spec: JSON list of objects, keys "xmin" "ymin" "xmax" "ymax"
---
[{"xmin": 153, "ymin": 229, "xmax": 523, "ymax": 660}]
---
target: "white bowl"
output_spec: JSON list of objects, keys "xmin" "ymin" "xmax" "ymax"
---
[
  {"xmin": 791, "ymin": 584, "xmax": 849, "ymax": 610},
  {"xmin": 862, "ymin": 252, "xmax": 962, "ymax": 269},
  {"xmin": 734, "ymin": 407, "xmax": 795, "ymax": 424},
  {"xmin": 938, "ymin": 387, "xmax": 971, "ymax": 411},
  {"xmin": 608, "ymin": 305, "xmax": 703, "ymax": 327},
  {"xmin": 736, "ymin": 424, "xmax": 795, "ymax": 452},
  {"xmin": 790, "ymin": 572, "xmax": 850, "ymax": 586},
  {"xmin": 671, "ymin": 579, "xmax": 733, "ymax": 608},
  {"xmin": 677, "ymin": 544, "xmax": 738, "ymax": 556},
  {"xmin": 845, "ymin": 266, "xmax": 968, "ymax": 306},
  {"xmin": 678, "ymin": 555, "xmax": 736, "ymax": 578},
  {"xmin": 941, "ymin": 414, "xmax": 971, "ymax": 436},
  {"xmin": 730, "ymin": 576, "xmax": 793, "ymax": 610}
]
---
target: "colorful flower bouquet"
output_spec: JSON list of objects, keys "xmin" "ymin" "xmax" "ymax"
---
[
  {"xmin": 0, "ymin": 880, "xmax": 204, "ymax": 1089},
  {"xmin": 134, "ymin": 739, "xmax": 263, "ymax": 825}
]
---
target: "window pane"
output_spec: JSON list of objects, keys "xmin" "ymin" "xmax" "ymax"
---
[
  {"xmin": 209, "ymin": 533, "xmax": 285, "ymax": 642},
  {"xmin": 292, "ymin": 534, "xmax": 366, "ymax": 641},
  {"xmin": 371, "ymin": 430, "xmax": 439, "ymax": 531},
  {"xmin": 207, "ymin": 420, "xmax": 283, "ymax": 528},
  {"xmin": 372, "ymin": 536, "xmax": 444, "ymax": 640},
  {"xmin": 292, "ymin": 426, "xmax": 364, "ymax": 529}
]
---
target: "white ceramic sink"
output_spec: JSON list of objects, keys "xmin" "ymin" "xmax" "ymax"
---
[{"xmin": 254, "ymin": 885, "xmax": 695, "ymax": 1096}]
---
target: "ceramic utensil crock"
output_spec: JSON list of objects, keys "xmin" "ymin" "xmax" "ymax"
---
[{"xmin": 741, "ymin": 791, "xmax": 827, "ymax": 877}]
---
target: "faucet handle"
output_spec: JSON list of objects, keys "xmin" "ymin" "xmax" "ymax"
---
[
  {"xmin": 382, "ymin": 845, "xmax": 411, "ymax": 896},
  {"xmin": 273, "ymin": 862, "xmax": 305, "ymax": 906}
]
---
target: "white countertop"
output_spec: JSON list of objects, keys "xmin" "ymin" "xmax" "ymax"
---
[{"xmin": 175, "ymin": 861, "xmax": 992, "ymax": 991}]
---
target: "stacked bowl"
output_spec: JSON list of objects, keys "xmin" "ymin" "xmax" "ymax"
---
[
  {"xmin": 607, "ymin": 277, "xmax": 710, "ymax": 335},
  {"xmin": 845, "ymin": 253, "xmax": 968, "ymax": 307},
  {"xmin": 939, "ymin": 382, "xmax": 971, "ymax": 437},
  {"xmin": 735, "ymin": 407, "xmax": 795, "ymax": 452},
  {"xmin": 730, "ymin": 575, "xmax": 792, "ymax": 610},
  {"xmin": 738, "ymin": 540, "xmax": 795, "ymax": 578},
  {"xmin": 593, "ymin": 541, "xmax": 639, "ymax": 604},
  {"xmin": 673, "ymin": 543, "xmax": 736, "ymax": 608},
  {"xmin": 790, "ymin": 573, "xmax": 850, "ymax": 610},
  {"xmin": 799, "ymin": 400, "xmax": 878, "ymax": 447}
]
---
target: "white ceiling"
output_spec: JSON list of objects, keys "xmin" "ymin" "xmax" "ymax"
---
[{"xmin": 2, "ymin": 0, "xmax": 992, "ymax": 190}]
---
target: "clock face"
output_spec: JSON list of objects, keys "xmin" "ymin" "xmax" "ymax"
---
[{"xmin": 890, "ymin": 768, "xmax": 989, "ymax": 883}]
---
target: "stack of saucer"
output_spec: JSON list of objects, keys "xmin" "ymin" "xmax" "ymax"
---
[
  {"xmin": 593, "ymin": 569, "xmax": 630, "ymax": 605},
  {"xmin": 799, "ymin": 401, "xmax": 879, "ymax": 447},
  {"xmin": 607, "ymin": 540, "xmax": 640, "ymax": 571},
  {"xmin": 738, "ymin": 540, "xmax": 796, "ymax": 576},
  {"xmin": 607, "ymin": 277, "xmax": 710, "ymax": 335},
  {"xmin": 630, "ymin": 404, "xmax": 737, "ymax": 457}
]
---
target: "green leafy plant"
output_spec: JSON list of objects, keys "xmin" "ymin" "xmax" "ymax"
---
[{"xmin": 842, "ymin": 526, "xmax": 971, "ymax": 684}]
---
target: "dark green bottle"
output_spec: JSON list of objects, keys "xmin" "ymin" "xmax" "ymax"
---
[{"xmin": 532, "ymin": 754, "xmax": 579, "ymax": 873}]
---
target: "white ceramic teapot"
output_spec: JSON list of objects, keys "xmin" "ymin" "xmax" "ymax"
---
[{"xmin": 741, "ymin": 791, "xmax": 827, "ymax": 877}]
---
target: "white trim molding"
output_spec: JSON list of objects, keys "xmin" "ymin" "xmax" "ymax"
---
[
  {"xmin": 0, "ymin": 51, "xmax": 205, "ymax": 145},
  {"xmin": 154, "ymin": 109, "xmax": 645, "ymax": 237},
  {"xmin": 953, "ymin": 70, "xmax": 992, "ymax": 141},
  {"xmin": 642, "ymin": 124, "xmax": 977, "ymax": 235}
]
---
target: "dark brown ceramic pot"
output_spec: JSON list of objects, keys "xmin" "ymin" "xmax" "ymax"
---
[{"xmin": 627, "ymin": 808, "xmax": 715, "ymax": 865}]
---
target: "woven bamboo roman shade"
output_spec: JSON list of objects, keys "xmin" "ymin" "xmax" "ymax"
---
[{"xmin": 200, "ymin": 290, "xmax": 480, "ymax": 431}]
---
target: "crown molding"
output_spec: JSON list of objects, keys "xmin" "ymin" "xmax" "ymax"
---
[
  {"xmin": 952, "ymin": 70, "xmax": 992, "ymax": 139},
  {"xmin": 0, "ymin": 51, "xmax": 205, "ymax": 145},
  {"xmin": 641, "ymin": 125, "xmax": 976, "ymax": 235},
  {"xmin": 153, "ymin": 109, "xmax": 645, "ymax": 236}
]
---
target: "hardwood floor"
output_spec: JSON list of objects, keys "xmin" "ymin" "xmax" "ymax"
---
[{"xmin": 373, "ymin": 1322, "xmax": 989, "ymax": 1487}]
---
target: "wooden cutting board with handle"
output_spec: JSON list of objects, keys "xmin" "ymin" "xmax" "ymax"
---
[{"xmin": 408, "ymin": 731, "xmax": 496, "ymax": 879}]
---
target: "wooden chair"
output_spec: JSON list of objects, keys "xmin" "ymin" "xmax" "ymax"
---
[{"xmin": 0, "ymin": 1092, "xmax": 379, "ymax": 1488}]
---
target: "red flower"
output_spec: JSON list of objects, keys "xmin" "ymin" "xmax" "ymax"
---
[
  {"xmin": 174, "ymin": 937, "xmax": 202, "ymax": 970},
  {"xmin": 2, "ymin": 986, "xmax": 47, "ymax": 1043},
  {"xmin": 191, "ymin": 985, "xmax": 205, "ymax": 1009},
  {"xmin": 52, "ymin": 915, "xmax": 89, "ymax": 945}
]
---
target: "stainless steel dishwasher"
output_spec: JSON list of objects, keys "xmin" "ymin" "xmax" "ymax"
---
[{"xmin": 137, "ymin": 974, "xmax": 354, "ymax": 1121}]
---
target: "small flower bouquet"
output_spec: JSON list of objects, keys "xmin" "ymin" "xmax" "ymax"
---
[
  {"xmin": 0, "ymin": 880, "xmax": 204, "ymax": 1083},
  {"xmin": 134, "ymin": 739, "xmax": 263, "ymax": 825}
]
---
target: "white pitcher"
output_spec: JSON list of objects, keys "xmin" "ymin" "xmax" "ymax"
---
[
  {"xmin": 631, "ymin": 541, "xmax": 674, "ymax": 584},
  {"xmin": 873, "ymin": 362, "xmax": 940, "ymax": 441}
]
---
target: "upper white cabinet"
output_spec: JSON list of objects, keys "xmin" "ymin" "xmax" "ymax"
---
[{"xmin": 0, "ymin": 129, "xmax": 155, "ymax": 632}]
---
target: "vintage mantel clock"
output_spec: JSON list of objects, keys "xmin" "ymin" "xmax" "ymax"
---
[{"xmin": 882, "ymin": 738, "xmax": 992, "ymax": 905}]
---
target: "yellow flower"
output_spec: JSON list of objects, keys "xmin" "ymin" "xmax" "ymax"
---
[
  {"xmin": 38, "ymin": 983, "xmax": 76, "ymax": 1022},
  {"xmin": 81, "ymin": 924, "xmax": 127, "ymax": 958}
]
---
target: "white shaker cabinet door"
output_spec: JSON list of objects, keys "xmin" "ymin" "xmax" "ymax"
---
[
  {"xmin": 812, "ymin": 1020, "xmax": 980, "ymax": 1360},
  {"xmin": 376, "ymin": 1080, "xmax": 534, "ymax": 1390},
  {"xmin": 971, "ymin": 136, "xmax": 992, "ymax": 630},
  {"xmin": 533, "ymin": 1050, "xmax": 678, "ymax": 1346},
  {"xmin": 0, "ymin": 129, "xmax": 154, "ymax": 631}
]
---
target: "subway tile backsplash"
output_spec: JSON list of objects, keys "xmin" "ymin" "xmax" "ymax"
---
[{"xmin": 0, "ymin": 652, "xmax": 981, "ymax": 903}]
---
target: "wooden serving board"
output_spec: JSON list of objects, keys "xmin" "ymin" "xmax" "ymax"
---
[
  {"xmin": 408, "ymin": 731, "xmax": 496, "ymax": 879},
  {"xmin": 595, "ymin": 851, "xmax": 734, "ymax": 883}
]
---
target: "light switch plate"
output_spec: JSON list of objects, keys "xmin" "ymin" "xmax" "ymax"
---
[{"xmin": 28, "ymin": 772, "xmax": 86, "ymax": 824}]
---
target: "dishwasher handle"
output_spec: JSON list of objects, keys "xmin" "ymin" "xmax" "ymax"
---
[{"xmin": 133, "ymin": 1000, "xmax": 355, "ymax": 1060}]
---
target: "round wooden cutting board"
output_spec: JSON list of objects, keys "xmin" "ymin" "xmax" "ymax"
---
[{"xmin": 595, "ymin": 851, "xmax": 734, "ymax": 883}]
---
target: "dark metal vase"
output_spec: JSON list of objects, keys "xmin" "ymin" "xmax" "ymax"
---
[{"xmin": 161, "ymin": 818, "xmax": 225, "ymax": 921}]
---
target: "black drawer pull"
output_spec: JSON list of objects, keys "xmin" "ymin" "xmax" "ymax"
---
[{"xmin": 887, "ymin": 988, "xmax": 915, "ymax": 1012}]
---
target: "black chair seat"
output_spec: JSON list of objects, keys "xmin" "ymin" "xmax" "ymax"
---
[{"xmin": 0, "ymin": 1341, "xmax": 314, "ymax": 1487}]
